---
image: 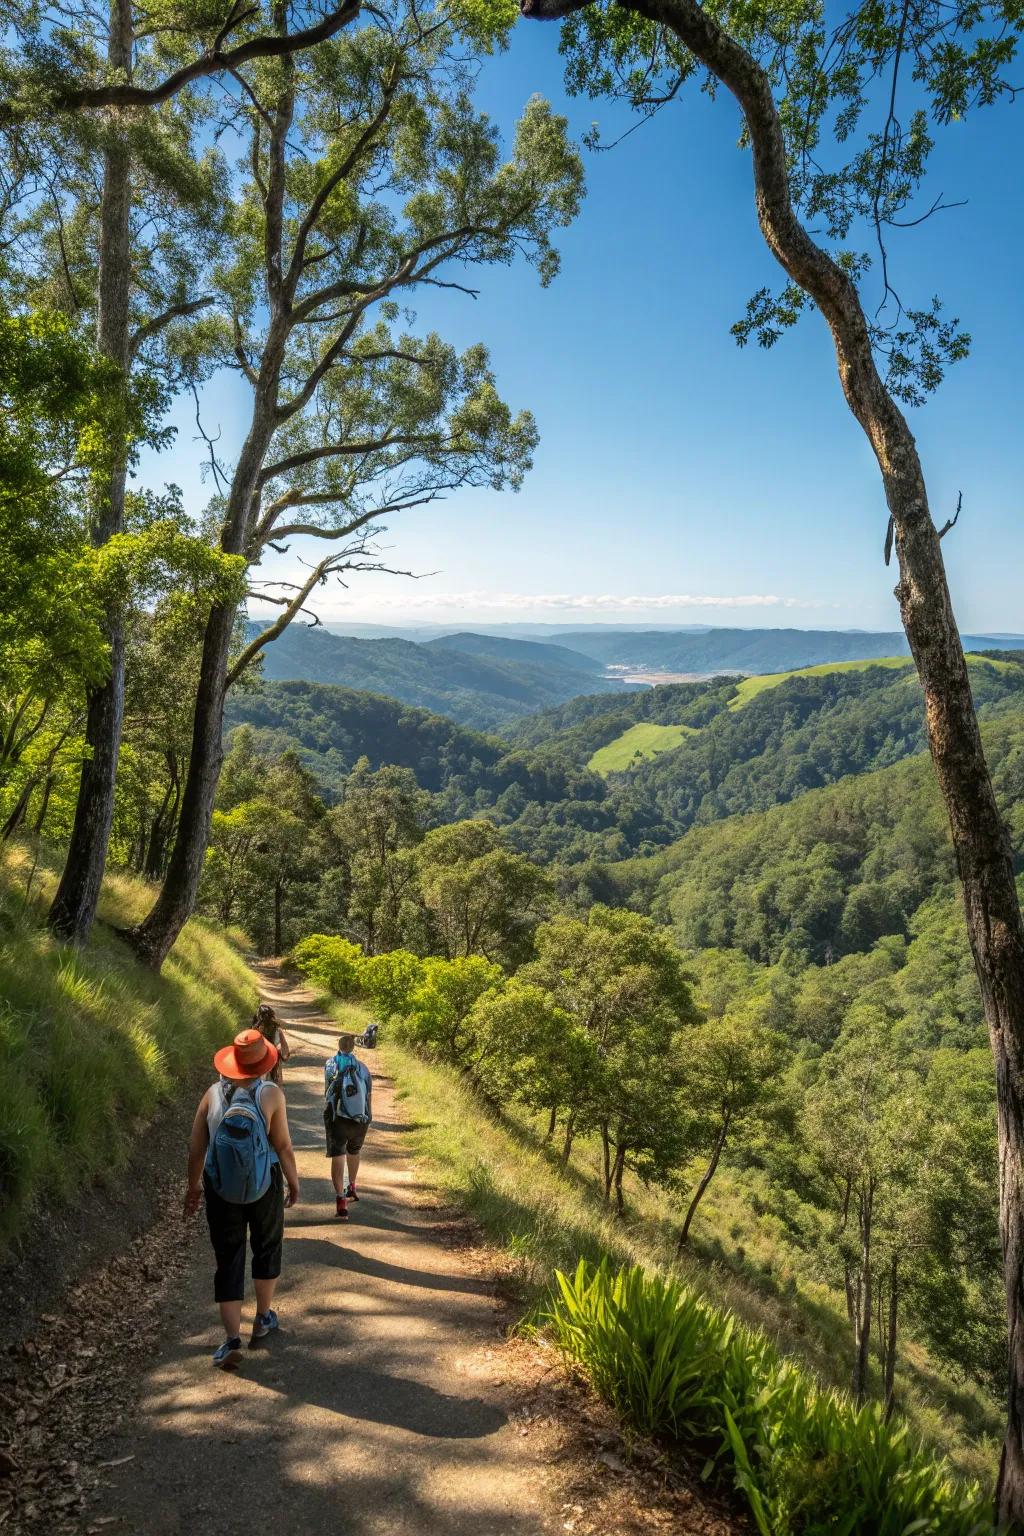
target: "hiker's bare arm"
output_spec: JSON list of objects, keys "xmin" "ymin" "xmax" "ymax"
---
[
  {"xmin": 184, "ymin": 1091, "xmax": 210, "ymax": 1217},
  {"xmin": 277, "ymin": 1027, "xmax": 291, "ymax": 1061},
  {"xmin": 265, "ymin": 1085, "xmax": 301, "ymax": 1207}
]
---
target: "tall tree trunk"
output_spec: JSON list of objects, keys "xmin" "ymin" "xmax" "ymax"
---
[
  {"xmin": 143, "ymin": 757, "xmax": 181, "ymax": 879},
  {"xmin": 883, "ymin": 1254, "xmax": 899, "ymax": 1421},
  {"xmin": 527, "ymin": 0, "xmax": 1024, "ymax": 1511},
  {"xmin": 544, "ymin": 1106, "xmax": 557, "ymax": 1143},
  {"xmin": 124, "ymin": 46, "xmax": 295, "ymax": 970},
  {"xmin": 852, "ymin": 1182, "xmax": 874, "ymax": 1404},
  {"xmin": 612, "ymin": 1145, "xmax": 626, "ymax": 1217},
  {"xmin": 48, "ymin": 0, "xmax": 133, "ymax": 944},
  {"xmin": 126, "ymin": 363, "xmax": 285, "ymax": 968},
  {"xmin": 1, "ymin": 780, "xmax": 33, "ymax": 843},
  {"xmin": 559, "ymin": 1112, "xmax": 576, "ymax": 1169},
  {"xmin": 274, "ymin": 877, "xmax": 283, "ymax": 955},
  {"xmin": 677, "ymin": 1105, "xmax": 731, "ymax": 1253},
  {"xmin": 127, "ymin": 598, "xmax": 238, "ymax": 967}
]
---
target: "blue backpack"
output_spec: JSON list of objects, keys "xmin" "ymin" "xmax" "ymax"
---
[
  {"xmin": 327, "ymin": 1056, "xmax": 370, "ymax": 1124},
  {"xmin": 205, "ymin": 1083, "xmax": 273, "ymax": 1204}
]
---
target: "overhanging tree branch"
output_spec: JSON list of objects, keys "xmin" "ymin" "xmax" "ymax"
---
[
  {"xmin": 129, "ymin": 295, "xmax": 216, "ymax": 358},
  {"xmin": 15, "ymin": 0, "xmax": 365, "ymax": 118}
]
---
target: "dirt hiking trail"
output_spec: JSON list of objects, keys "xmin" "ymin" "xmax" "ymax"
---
[{"xmin": 95, "ymin": 965, "xmax": 558, "ymax": 1535}]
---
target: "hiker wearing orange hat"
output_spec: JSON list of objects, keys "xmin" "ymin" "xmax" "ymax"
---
[{"xmin": 183, "ymin": 1029, "xmax": 301, "ymax": 1367}]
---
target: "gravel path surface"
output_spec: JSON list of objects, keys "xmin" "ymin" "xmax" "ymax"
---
[{"xmin": 95, "ymin": 965, "xmax": 557, "ymax": 1535}]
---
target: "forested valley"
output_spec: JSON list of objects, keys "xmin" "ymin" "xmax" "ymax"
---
[{"xmin": 4, "ymin": 0, "xmax": 1024, "ymax": 1526}]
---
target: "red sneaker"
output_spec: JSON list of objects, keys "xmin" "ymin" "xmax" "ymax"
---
[
  {"xmin": 335, "ymin": 1196, "xmax": 348, "ymax": 1221},
  {"xmin": 345, "ymin": 1184, "xmax": 359, "ymax": 1202}
]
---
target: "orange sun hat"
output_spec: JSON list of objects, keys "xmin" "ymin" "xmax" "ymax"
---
[{"xmin": 214, "ymin": 1028, "xmax": 279, "ymax": 1081}]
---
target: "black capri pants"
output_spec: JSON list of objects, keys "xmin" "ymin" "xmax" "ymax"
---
[{"xmin": 203, "ymin": 1163, "xmax": 284, "ymax": 1302}]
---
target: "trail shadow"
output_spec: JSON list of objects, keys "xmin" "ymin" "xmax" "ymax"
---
[
  {"xmin": 255, "ymin": 1347, "xmax": 507, "ymax": 1439},
  {"xmin": 287, "ymin": 1235, "xmax": 491, "ymax": 1297},
  {"xmin": 94, "ymin": 1410, "xmax": 535, "ymax": 1536}
]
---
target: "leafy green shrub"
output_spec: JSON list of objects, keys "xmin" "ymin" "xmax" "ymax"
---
[
  {"xmin": 546, "ymin": 1260, "xmax": 994, "ymax": 1536},
  {"xmin": 289, "ymin": 934, "xmax": 364, "ymax": 997},
  {"xmin": 397, "ymin": 955, "xmax": 503, "ymax": 1063},
  {"xmin": 357, "ymin": 949, "xmax": 425, "ymax": 1020}
]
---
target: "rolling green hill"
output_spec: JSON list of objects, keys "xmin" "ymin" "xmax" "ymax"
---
[
  {"xmin": 227, "ymin": 655, "xmax": 1024, "ymax": 869},
  {"xmin": 224, "ymin": 679, "xmax": 506, "ymax": 795},
  {"xmin": 250, "ymin": 622, "xmax": 627, "ymax": 730},
  {"xmin": 727, "ymin": 653, "xmax": 1014, "ymax": 710},
  {"xmin": 588, "ymin": 720, "xmax": 700, "ymax": 774},
  {"xmin": 599, "ymin": 709, "xmax": 1024, "ymax": 963}
]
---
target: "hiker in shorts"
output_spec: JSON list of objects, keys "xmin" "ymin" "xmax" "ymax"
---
[
  {"xmin": 324, "ymin": 1033, "xmax": 372, "ymax": 1222},
  {"xmin": 184, "ymin": 1029, "xmax": 301, "ymax": 1367}
]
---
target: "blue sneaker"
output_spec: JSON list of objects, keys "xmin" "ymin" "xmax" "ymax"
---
[
  {"xmin": 212, "ymin": 1336, "xmax": 243, "ymax": 1368},
  {"xmin": 251, "ymin": 1309, "xmax": 279, "ymax": 1341}
]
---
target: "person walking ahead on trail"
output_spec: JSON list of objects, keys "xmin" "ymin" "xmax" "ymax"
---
[
  {"xmin": 324, "ymin": 1032, "xmax": 372, "ymax": 1222},
  {"xmin": 253, "ymin": 1002, "xmax": 291, "ymax": 1085},
  {"xmin": 184, "ymin": 1029, "xmax": 300, "ymax": 1368}
]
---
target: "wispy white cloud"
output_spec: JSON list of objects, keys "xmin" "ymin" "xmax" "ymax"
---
[{"xmin": 313, "ymin": 591, "xmax": 830, "ymax": 613}]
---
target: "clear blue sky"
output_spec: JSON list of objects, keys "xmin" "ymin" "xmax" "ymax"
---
[{"xmin": 145, "ymin": 22, "xmax": 1024, "ymax": 633}]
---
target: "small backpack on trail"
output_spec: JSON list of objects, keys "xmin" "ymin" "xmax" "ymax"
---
[
  {"xmin": 326, "ymin": 1056, "xmax": 370, "ymax": 1124},
  {"xmin": 205, "ymin": 1084, "xmax": 274, "ymax": 1204}
]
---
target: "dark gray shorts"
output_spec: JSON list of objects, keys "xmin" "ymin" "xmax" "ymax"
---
[{"xmin": 324, "ymin": 1109, "xmax": 368, "ymax": 1158}]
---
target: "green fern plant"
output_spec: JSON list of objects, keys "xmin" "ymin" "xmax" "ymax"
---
[{"xmin": 545, "ymin": 1259, "xmax": 994, "ymax": 1536}]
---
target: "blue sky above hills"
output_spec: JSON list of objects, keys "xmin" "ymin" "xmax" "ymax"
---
[{"xmin": 143, "ymin": 20, "xmax": 1024, "ymax": 632}]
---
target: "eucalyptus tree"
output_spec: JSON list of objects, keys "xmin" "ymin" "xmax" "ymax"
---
[
  {"xmin": 521, "ymin": 0, "xmax": 1024, "ymax": 1510},
  {"xmin": 523, "ymin": 904, "xmax": 700, "ymax": 1195},
  {"xmin": 673, "ymin": 975, "xmax": 790, "ymax": 1250},
  {"xmin": 127, "ymin": 0, "xmax": 583, "ymax": 969},
  {"xmin": 2, "ymin": 8, "xmax": 234, "ymax": 942},
  {"xmin": 416, "ymin": 819, "xmax": 553, "ymax": 966},
  {"xmin": 0, "ymin": 0, "xmax": 364, "ymax": 121},
  {"xmin": 1, "ymin": 1, "xmax": 376, "ymax": 944}
]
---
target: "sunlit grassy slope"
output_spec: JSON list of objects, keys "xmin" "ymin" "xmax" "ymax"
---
[
  {"xmin": 728, "ymin": 652, "xmax": 1013, "ymax": 711},
  {"xmin": 588, "ymin": 721, "xmax": 700, "ymax": 775},
  {"xmin": 379, "ymin": 1037, "xmax": 1001, "ymax": 1485},
  {"xmin": 0, "ymin": 849, "xmax": 257, "ymax": 1241}
]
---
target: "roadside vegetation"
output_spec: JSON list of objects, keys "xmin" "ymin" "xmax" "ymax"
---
[
  {"xmin": 0, "ymin": 851, "xmax": 255, "ymax": 1243},
  {"xmin": 368, "ymin": 1032, "xmax": 1001, "ymax": 1525},
  {"xmin": 300, "ymin": 937, "xmax": 1002, "ymax": 1485}
]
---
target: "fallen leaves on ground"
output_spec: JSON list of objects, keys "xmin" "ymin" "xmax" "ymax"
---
[{"xmin": 0, "ymin": 1175, "xmax": 198, "ymax": 1535}]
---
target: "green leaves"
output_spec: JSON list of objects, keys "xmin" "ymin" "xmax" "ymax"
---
[
  {"xmin": 546, "ymin": 1259, "xmax": 994, "ymax": 1534},
  {"xmin": 555, "ymin": 0, "xmax": 1014, "ymax": 400}
]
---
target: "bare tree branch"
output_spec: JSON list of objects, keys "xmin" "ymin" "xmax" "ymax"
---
[{"xmin": 938, "ymin": 491, "xmax": 963, "ymax": 539}]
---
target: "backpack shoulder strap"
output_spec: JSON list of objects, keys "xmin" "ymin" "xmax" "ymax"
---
[{"xmin": 250, "ymin": 1080, "xmax": 272, "ymax": 1125}]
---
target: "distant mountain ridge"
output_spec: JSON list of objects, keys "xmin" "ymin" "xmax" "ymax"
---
[
  {"xmin": 311, "ymin": 621, "xmax": 1024, "ymax": 678},
  {"xmin": 420, "ymin": 630, "xmax": 598, "ymax": 673},
  {"xmin": 549, "ymin": 627, "xmax": 1022, "ymax": 673},
  {"xmin": 248, "ymin": 622, "xmax": 629, "ymax": 730}
]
